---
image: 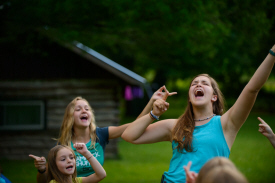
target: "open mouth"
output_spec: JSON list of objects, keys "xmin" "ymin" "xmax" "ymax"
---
[
  {"xmin": 66, "ymin": 165, "xmax": 74, "ymax": 170},
  {"xmin": 195, "ymin": 89, "xmax": 204, "ymax": 97},
  {"xmin": 80, "ymin": 116, "xmax": 88, "ymax": 121}
]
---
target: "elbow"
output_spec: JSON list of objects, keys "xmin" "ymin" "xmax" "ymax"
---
[
  {"xmin": 101, "ymin": 171, "xmax": 107, "ymax": 180},
  {"xmin": 121, "ymin": 133, "xmax": 138, "ymax": 144},
  {"xmin": 98, "ymin": 171, "xmax": 107, "ymax": 181}
]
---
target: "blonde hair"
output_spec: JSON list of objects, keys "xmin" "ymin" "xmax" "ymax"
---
[
  {"xmin": 57, "ymin": 97, "xmax": 97, "ymax": 149},
  {"xmin": 196, "ymin": 157, "xmax": 248, "ymax": 183},
  {"xmin": 172, "ymin": 74, "xmax": 225, "ymax": 152},
  {"xmin": 199, "ymin": 166, "xmax": 248, "ymax": 183},
  {"xmin": 47, "ymin": 145, "xmax": 79, "ymax": 183}
]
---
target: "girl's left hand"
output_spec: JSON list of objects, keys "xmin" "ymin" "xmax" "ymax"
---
[{"xmin": 151, "ymin": 85, "xmax": 177, "ymax": 101}]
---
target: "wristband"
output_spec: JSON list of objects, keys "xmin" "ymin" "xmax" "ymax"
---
[
  {"xmin": 38, "ymin": 168, "xmax": 46, "ymax": 174},
  {"xmin": 269, "ymin": 49, "xmax": 275, "ymax": 57},
  {"xmin": 150, "ymin": 110, "xmax": 159, "ymax": 120}
]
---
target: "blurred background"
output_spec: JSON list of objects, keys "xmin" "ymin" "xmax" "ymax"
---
[{"xmin": 0, "ymin": 0, "xmax": 275, "ymax": 182}]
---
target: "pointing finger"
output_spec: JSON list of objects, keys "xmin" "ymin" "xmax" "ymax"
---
[
  {"xmin": 168, "ymin": 92, "xmax": 177, "ymax": 96},
  {"xmin": 257, "ymin": 117, "xmax": 267, "ymax": 125},
  {"xmin": 162, "ymin": 86, "xmax": 169, "ymax": 101},
  {"xmin": 29, "ymin": 154, "xmax": 40, "ymax": 160}
]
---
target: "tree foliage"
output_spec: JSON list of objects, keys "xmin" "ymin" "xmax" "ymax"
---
[{"xmin": 1, "ymin": 0, "xmax": 275, "ymax": 100}]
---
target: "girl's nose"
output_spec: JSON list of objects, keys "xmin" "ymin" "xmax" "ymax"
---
[{"xmin": 196, "ymin": 82, "xmax": 202, "ymax": 87}]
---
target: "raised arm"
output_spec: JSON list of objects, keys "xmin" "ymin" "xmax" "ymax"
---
[
  {"xmin": 222, "ymin": 45, "xmax": 275, "ymax": 142},
  {"xmin": 136, "ymin": 85, "xmax": 177, "ymax": 119},
  {"xmin": 108, "ymin": 86, "xmax": 177, "ymax": 139},
  {"xmin": 121, "ymin": 87, "xmax": 176, "ymax": 144},
  {"xmin": 258, "ymin": 117, "xmax": 275, "ymax": 149},
  {"xmin": 29, "ymin": 154, "xmax": 47, "ymax": 183},
  {"xmin": 74, "ymin": 143, "xmax": 106, "ymax": 183}
]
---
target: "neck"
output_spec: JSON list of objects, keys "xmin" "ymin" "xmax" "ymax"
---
[
  {"xmin": 61, "ymin": 174, "xmax": 73, "ymax": 183},
  {"xmin": 192, "ymin": 106, "xmax": 214, "ymax": 120},
  {"xmin": 73, "ymin": 127, "xmax": 91, "ymax": 144}
]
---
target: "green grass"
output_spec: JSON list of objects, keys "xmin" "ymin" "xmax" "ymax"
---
[{"xmin": 1, "ymin": 113, "xmax": 275, "ymax": 183}]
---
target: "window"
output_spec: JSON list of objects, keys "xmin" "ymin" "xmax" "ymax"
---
[{"xmin": 0, "ymin": 101, "xmax": 44, "ymax": 130}]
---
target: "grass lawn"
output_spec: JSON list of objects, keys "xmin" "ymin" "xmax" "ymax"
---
[{"xmin": 1, "ymin": 113, "xmax": 275, "ymax": 183}]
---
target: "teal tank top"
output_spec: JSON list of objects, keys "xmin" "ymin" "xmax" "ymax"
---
[{"xmin": 163, "ymin": 115, "xmax": 230, "ymax": 183}]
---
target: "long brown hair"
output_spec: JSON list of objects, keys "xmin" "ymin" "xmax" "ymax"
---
[
  {"xmin": 57, "ymin": 97, "xmax": 97, "ymax": 149},
  {"xmin": 172, "ymin": 74, "xmax": 225, "ymax": 152},
  {"xmin": 47, "ymin": 145, "xmax": 79, "ymax": 183}
]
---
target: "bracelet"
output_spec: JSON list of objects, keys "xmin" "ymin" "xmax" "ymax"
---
[
  {"xmin": 269, "ymin": 49, "xmax": 275, "ymax": 57},
  {"xmin": 38, "ymin": 168, "xmax": 46, "ymax": 174},
  {"xmin": 86, "ymin": 156, "xmax": 93, "ymax": 160},
  {"xmin": 149, "ymin": 112, "xmax": 155, "ymax": 120},
  {"xmin": 150, "ymin": 110, "xmax": 159, "ymax": 120}
]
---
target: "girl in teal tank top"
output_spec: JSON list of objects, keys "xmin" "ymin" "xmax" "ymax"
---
[{"xmin": 122, "ymin": 45, "xmax": 275, "ymax": 182}]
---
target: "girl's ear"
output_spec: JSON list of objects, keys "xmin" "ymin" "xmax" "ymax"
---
[{"xmin": 211, "ymin": 95, "xmax": 217, "ymax": 102}]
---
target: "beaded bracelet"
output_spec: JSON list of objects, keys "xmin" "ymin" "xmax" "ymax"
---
[{"xmin": 269, "ymin": 49, "xmax": 275, "ymax": 57}]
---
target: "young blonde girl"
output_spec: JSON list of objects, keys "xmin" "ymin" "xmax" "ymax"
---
[
  {"xmin": 47, "ymin": 143, "xmax": 106, "ymax": 183},
  {"xmin": 122, "ymin": 45, "xmax": 275, "ymax": 182}
]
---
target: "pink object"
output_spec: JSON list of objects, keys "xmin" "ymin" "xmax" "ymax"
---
[{"xmin": 125, "ymin": 85, "xmax": 133, "ymax": 101}]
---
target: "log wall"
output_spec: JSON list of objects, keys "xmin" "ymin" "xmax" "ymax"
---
[{"xmin": 0, "ymin": 79, "xmax": 122, "ymax": 159}]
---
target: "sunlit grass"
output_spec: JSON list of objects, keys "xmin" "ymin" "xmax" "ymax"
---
[{"xmin": 1, "ymin": 113, "xmax": 275, "ymax": 183}]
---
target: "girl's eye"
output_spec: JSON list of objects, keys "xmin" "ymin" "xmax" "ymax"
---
[
  {"xmin": 70, "ymin": 157, "xmax": 74, "ymax": 160},
  {"xmin": 61, "ymin": 159, "xmax": 65, "ymax": 161}
]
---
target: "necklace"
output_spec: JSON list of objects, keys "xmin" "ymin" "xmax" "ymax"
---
[{"xmin": 194, "ymin": 114, "xmax": 216, "ymax": 121}]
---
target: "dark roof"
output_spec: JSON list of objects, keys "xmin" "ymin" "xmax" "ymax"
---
[
  {"xmin": 67, "ymin": 41, "xmax": 153, "ymax": 97},
  {"xmin": 73, "ymin": 41, "xmax": 146, "ymax": 85}
]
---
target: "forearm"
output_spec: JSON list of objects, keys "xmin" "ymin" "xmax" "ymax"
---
[
  {"xmin": 246, "ymin": 48, "xmax": 275, "ymax": 92},
  {"xmin": 121, "ymin": 113, "xmax": 154, "ymax": 142},
  {"xmin": 267, "ymin": 134, "xmax": 275, "ymax": 149},
  {"xmin": 86, "ymin": 153, "xmax": 106, "ymax": 180},
  {"xmin": 36, "ymin": 172, "xmax": 47, "ymax": 183},
  {"xmin": 136, "ymin": 98, "xmax": 154, "ymax": 119}
]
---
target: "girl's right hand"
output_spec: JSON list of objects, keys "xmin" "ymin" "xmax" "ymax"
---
[
  {"xmin": 29, "ymin": 154, "xmax": 46, "ymax": 172},
  {"xmin": 152, "ymin": 86, "xmax": 171, "ymax": 116},
  {"xmin": 152, "ymin": 99, "xmax": 169, "ymax": 117},
  {"xmin": 73, "ymin": 143, "xmax": 89, "ymax": 156}
]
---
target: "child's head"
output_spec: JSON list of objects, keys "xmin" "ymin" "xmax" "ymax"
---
[
  {"xmin": 196, "ymin": 157, "xmax": 248, "ymax": 183},
  {"xmin": 47, "ymin": 145, "xmax": 77, "ymax": 183},
  {"xmin": 62, "ymin": 97, "xmax": 96, "ymax": 131},
  {"xmin": 58, "ymin": 96, "xmax": 97, "ymax": 147},
  {"xmin": 199, "ymin": 166, "xmax": 248, "ymax": 183},
  {"xmin": 188, "ymin": 74, "xmax": 224, "ymax": 115}
]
